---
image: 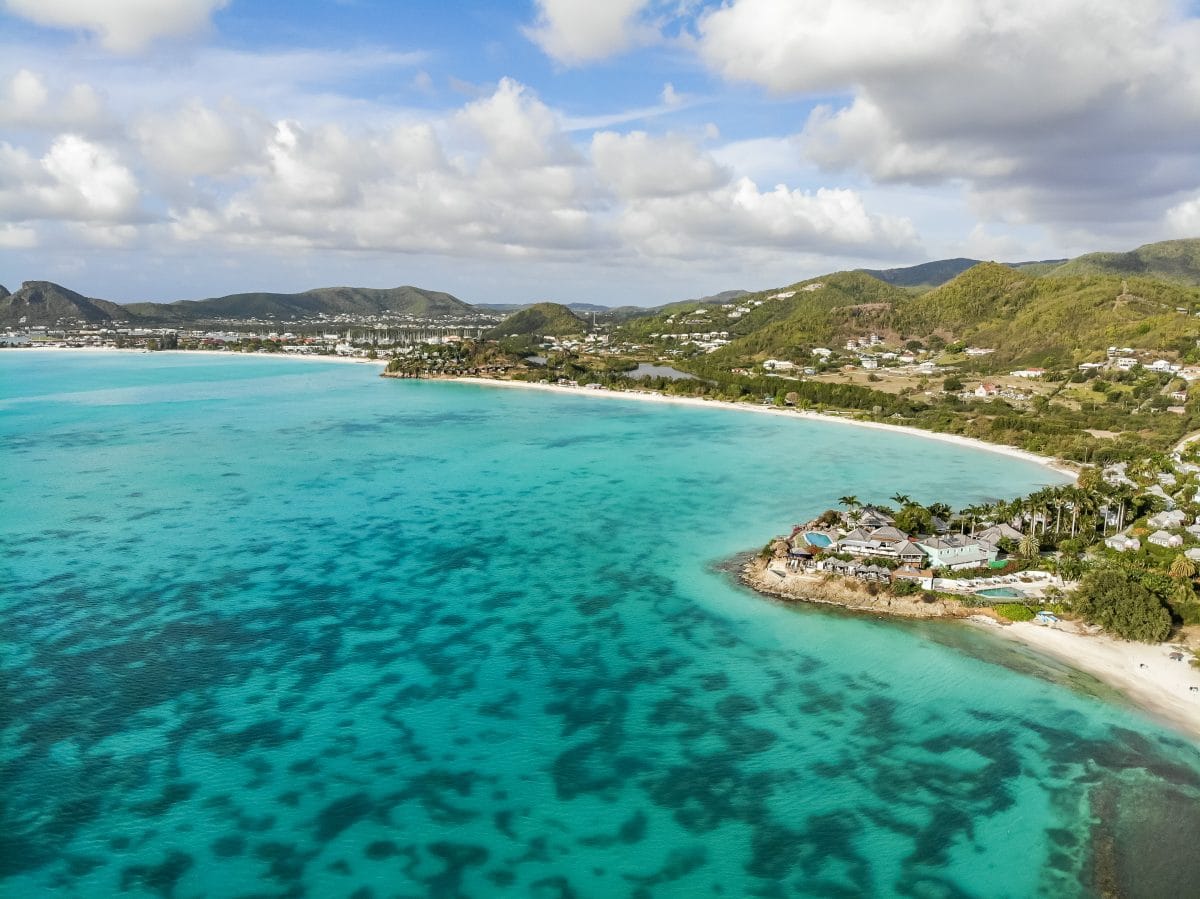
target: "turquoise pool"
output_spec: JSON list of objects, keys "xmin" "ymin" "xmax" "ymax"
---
[
  {"xmin": 804, "ymin": 531, "xmax": 833, "ymax": 547},
  {"xmin": 977, "ymin": 586, "xmax": 1026, "ymax": 599}
]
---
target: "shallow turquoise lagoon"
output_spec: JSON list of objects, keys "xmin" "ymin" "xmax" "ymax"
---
[{"xmin": 3, "ymin": 352, "xmax": 1199, "ymax": 897}]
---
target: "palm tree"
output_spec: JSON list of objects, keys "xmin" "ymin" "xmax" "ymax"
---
[
  {"xmin": 1018, "ymin": 531, "xmax": 1040, "ymax": 560},
  {"xmin": 891, "ymin": 493, "xmax": 912, "ymax": 508},
  {"xmin": 838, "ymin": 495, "xmax": 860, "ymax": 510},
  {"xmin": 1169, "ymin": 553, "xmax": 1197, "ymax": 580}
]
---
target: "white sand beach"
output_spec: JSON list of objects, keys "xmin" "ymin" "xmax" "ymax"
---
[
  {"xmin": 452, "ymin": 376, "xmax": 1075, "ymax": 477},
  {"xmin": 980, "ymin": 618, "xmax": 1200, "ymax": 740}
]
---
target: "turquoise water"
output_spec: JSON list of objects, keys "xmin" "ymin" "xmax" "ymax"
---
[
  {"xmin": 977, "ymin": 587, "xmax": 1027, "ymax": 599},
  {"xmin": 3, "ymin": 352, "xmax": 1200, "ymax": 898},
  {"xmin": 803, "ymin": 532, "xmax": 833, "ymax": 548}
]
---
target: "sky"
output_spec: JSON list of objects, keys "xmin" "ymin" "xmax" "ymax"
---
[{"xmin": 1, "ymin": 0, "xmax": 1199, "ymax": 306}]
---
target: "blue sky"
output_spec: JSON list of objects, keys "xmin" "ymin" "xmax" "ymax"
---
[{"xmin": 1, "ymin": 0, "xmax": 1198, "ymax": 305}]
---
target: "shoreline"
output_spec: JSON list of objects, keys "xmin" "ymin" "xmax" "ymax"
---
[
  {"xmin": 740, "ymin": 557, "xmax": 1200, "ymax": 741},
  {"xmin": 20, "ymin": 348, "xmax": 1197, "ymax": 738},
  {"xmin": 448, "ymin": 376, "xmax": 1077, "ymax": 478},
  {"xmin": 9, "ymin": 345, "xmax": 389, "ymax": 368}
]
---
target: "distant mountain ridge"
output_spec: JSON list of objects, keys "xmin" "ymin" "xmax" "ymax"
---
[
  {"xmin": 859, "ymin": 257, "xmax": 1068, "ymax": 288},
  {"xmin": 4, "ymin": 237, "xmax": 1199, "ymax": 329},
  {"xmin": 0, "ymin": 282, "xmax": 477, "ymax": 327}
]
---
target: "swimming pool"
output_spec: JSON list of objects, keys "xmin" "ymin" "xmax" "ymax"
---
[
  {"xmin": 976, "ymin": 586, "xmax": 1026, "ymax": 599},
  {"xmin": 804, "ymin": 532, "xmax": 833, "ymax": 547}
]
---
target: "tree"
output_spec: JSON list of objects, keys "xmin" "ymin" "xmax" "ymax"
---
[
  {"xmin": 891, "ymin": 493, "xmax": 912, "ymax": 507},
  {"xmin": 943, "ymin": 375, "xmax": 964, "ymax": 392},
  {"xmin": 838, "ymin": 495, "xmax": 860, "ymax": 510},
  {"xmin": 1018, "ymin": 531, "xmax": 1040, "ymax": 560},
  {"xmin": 1169, "ymin": 554, "xmax": 1197, "ymax": 580},
  {"xmin": 895, "ymin": 504, "xmax": 932, "ymax": 536},
  {"xmin": 1073, "ymin": 568, "xmax": 1172, "ymax": 642}
]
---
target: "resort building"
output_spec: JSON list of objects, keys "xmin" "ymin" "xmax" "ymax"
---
[
  {"xmin": 836, "ymin": 527, "xmax": 926, "ymax": 563},
  {"xmin": 974, "ymin": 523, "xmax": 1023, "ymax": 547},
  {"xmin": 1104, "ymin": 535, "xmax": 1141, "ymax": 552},
  {"xmin": 916, "ymin": 535, "xmax": 997, "ymax": 570}
]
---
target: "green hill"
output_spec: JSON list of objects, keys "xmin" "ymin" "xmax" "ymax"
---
[
  {"xmin": 0, "ymin": 281, "xmax": 135, "ymax": 327},
  {"xmin": 895, "ymin": 264, "xmax": 1200, "ymax": 365},
  {"xmin": 123, "ymin": 285, "xmax": 473, "ymax": 322},
  {"xmin": 616, "ymin": 271, "xmax": 909, "ymax": 361},
  {"xmin": 1044, "ymin": 238, "xmax": 1200, "ymax": 285},
  {"xmin": 486, "ymin": 302, "xmax": 586, "ymax": 338}
]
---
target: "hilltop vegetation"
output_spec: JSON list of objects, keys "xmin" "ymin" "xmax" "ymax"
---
[
  {"xmin": 896, "ymin": 266, "xmax": 1200, "ymax": 365},
  {"xmin": 485, "ymin": 302, "xmax": 586, "ymax": 339},
  {"xmin": 1044, "ymin": 238, "xmax": 1200, "ymax": 285},
  {"xmin": 611, "ymin": 256, "xmax": 1200, "ymax": 370}
]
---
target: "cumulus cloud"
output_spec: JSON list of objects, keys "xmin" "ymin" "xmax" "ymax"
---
[
  {"xmin": 617, "ymin": 179, "xmax": 919, "ymax": 259},
  {"xmin": 525, "ymin": 0, "xmax": 653, "ymax": 65},
  {"xmin": 593, "ymin": 130, "xmax": 729, "ymax": 199},
  {"xmin": 0, "ymin": 135, "xmax": 140, "ymax": 222},
  {"xmin": 135, "ymin": 99, "xmax": 266, "ymax": 179},
  {"xmin": 697, "ymin": 0, "xmax": 1200, "ymax": 237},
  {"xmin": 1167, "ymin": 195, "xmax": 1200, "ymax": 237},
  {"xmin": 0, "ymin": 68, "xmax": 107, "ymax": 131},
  {"xmin": 4, "ymin": 0, "xmax": 228, "ymax": 53}
]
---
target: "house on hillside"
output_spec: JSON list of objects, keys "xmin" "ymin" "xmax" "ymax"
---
[
  {"xmin": 1105, "ymin": 534, "xmax": 1141, "ymax": 552},
  {"xmin": 975, "ymin": 382, "xmax": 999, "ymax": 398},
  {"xmin": 1147, "ymin": 509, "xmax": 1185, "ymax": 529},
  {"xmin": 1148, "ymin": 530, "xmax": 1184, "ymax": 549}
]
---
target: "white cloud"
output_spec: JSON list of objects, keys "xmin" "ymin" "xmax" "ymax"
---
[
  {"xmin": 525, "ymin": 0, "xmax": 653, "ymax": 65},
  {"xmin": 697, "ymin": 0, "xmax": 1200, "ymax": 237},
  {"xmin": 454, "ymin": 78, "xmax": 578, "ymax": 169},
  {"xmin": 617, "ymin": 178, "xmax": 919, "ymax": 259},
  {"xmin": 0, "ymin": 223, "xmax": 38, "ymax": 248},
  {"xmin": 0, "ymin": 135, "xmax": 140, "ymax": 222},
  {"xmin": 0, "ymin": 68, "xmax": 108, "ymax": 131},
  {"xmin": 4, "ymin": 0, "xmax": 229, "ymax": 53},
  {"xmin": 593, "ymin": 130, "xmax": 728, "ymax": 199},
  {"xmin": 1167, "ymin": 195, "xmax": 1200, "ymax": 236},
  {"xmin": 136, "ymin": 99, "xmax": 266, "ymax": 179}
]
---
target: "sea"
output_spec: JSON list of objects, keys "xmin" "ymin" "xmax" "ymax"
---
[{"xmin": 3, "ymin": 352, "xmax": 1199, "ymax": 898}]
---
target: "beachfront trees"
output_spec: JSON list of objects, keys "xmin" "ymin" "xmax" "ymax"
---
[
  {"xmin": 1073, "ymin": 568, "xmax": 1173, "ymax": 642},
  {"xmin": 894, "ymin": 503, "xmax": 932, "ymax": 536},
  {"xmin": 1018, "ymin": 531, "xmax": 1040, "ymax": 560}
]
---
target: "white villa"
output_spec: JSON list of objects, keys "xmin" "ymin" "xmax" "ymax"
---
[
  {"xmin": 1105, "ymin": 534, "xmax": 1141, "ymax": 552},
  {"xmin": 1148, "ymin": 530, "xmax": 1184, "ymax": 549},
  {"xmin": 917, "ymin": 535, "xmax": 998, "ymax": 570},
  {"xmin": 836, "ymin": 526, "xmax": 927, "ymax": 564}
]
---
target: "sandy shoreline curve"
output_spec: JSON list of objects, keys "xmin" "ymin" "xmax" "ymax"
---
[
  {"xmin": 450, "ymin": 376, "xmax": 1076, "ymax": 478},
  {"xmin": 976, "ymin": 618, "xmax": 1200, "ymax": 740}
]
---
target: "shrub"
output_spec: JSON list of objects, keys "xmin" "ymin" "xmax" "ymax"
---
[
  {"xmin": 994, "ymin": 603, "xmax": 1035, "ymax": 622},
  {"xmin": 1072, "ymin": 568, "xmax": 1173, "ymax": 642}
]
